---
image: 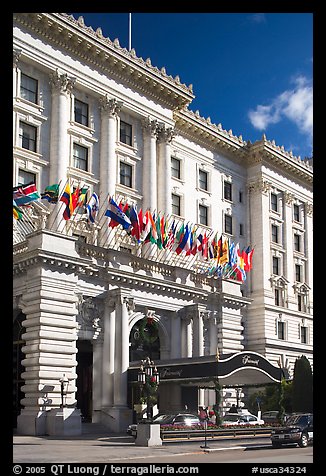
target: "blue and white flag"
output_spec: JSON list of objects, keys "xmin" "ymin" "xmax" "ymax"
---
[
  {"xmin": 105, "ymin": 196, "xmax": 132, "ymax": 230},
  {"xmin": 86, "ymin": 192, "xmax": 99, "ymax": 223}
]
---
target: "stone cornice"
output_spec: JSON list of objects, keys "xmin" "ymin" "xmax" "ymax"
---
[
  {"xmin": 13, "ymin": 12, "xmax": 194, "ymax": 111},
  {"xmin": 174, "ymin": 108, "xmax": 248, "ymax": 158},
  {"xmin": 247, "ymin": 135, "xmax": 313, "ymax": 184}
]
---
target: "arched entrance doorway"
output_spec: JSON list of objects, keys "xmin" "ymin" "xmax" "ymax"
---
[{"xmin": 129, "ymin": 316, "xmax": 160, "ymax": 362}]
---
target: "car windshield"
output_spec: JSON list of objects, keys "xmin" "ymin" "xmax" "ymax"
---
[
  {"xmin": 223, "ymin": 414, "xmax": 240, "ymax": 422},
  {"xmin": 286, "ymin": 415, "xmax": 309, "ymax": 426}
]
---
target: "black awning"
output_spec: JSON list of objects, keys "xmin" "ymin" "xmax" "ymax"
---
[{"xmin": 128, "ymin": 351, "xmax": 288, "ymax": 386}]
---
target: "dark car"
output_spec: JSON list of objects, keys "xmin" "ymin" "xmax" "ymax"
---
[
  {"xmin": 127, "ymin": 413, "xmax": 201, "ymax": 437},
  {"xmin": 271, "ymin": 413, "xmax": 313, "ymax": 448}
]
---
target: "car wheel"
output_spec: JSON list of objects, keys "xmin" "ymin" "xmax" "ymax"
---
[
  {"xmin": 298, "ymin": 433, "xmax": 308, "ymax": 448},
  {"xmin": 272, "ymin": 442, "xmax": 282, "ymax": 448}
]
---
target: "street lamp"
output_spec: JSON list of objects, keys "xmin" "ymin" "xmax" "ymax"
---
[
  {"xmin": 59, "ymin": 374, "xmax": 69, "ymax": 408},
  {"xmin": 137, "ymin": 357, "xmax": 159, "ymax": 422}
]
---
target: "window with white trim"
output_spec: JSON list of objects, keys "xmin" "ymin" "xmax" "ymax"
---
[
  {"xmin": 120, "ymin": 120, "xmax": 132, "ymax": 146},
  {"xmin": 72, "ymin": 143, "xmax": 88, "ymax": 171},
  {"xmin": 19, "ymin": 121, "xmax": 37, "ymax": 152},
  {"xmin": 74, "ymin": 99, "xmax": 89, "ymax": 126},
  {"xmin": 20, "ymin": 73, "xmax": 38, "ymax": 104}
]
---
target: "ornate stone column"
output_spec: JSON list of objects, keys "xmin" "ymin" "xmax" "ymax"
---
[
  {"xmin": 142, "ymin": 117, "xmax": 159, "ymax": 211},
  {"xmin": 48, "ymin": 69, "xmax": 75, "ymax": 231},
  {"xmin": 304, "ymin": 202, "xmax": 313, "ymax": 292},
  {"xmin": 13, "ymin": 48, "xmax": 21, "ymax": 98},
  {"xmin": 105, "ymin": 288, "xmax": 133, "ymax": 432},
  {"xmin": 170, "ymin": 311, "xmax": 181, "ymax": 359},
  {"xmin": 180, "ymin": 312, "xmax": 192, "ymax": 358},
  {"xmin": 283, "ymin": 191, "xmax": 295, "ymax": 305},
  {"xmin": 157, "ymin": 125, "xmax": 175, "ymax": 215}
]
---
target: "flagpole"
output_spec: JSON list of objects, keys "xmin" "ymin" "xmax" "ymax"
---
[{"xmin": 128, "ymin": 13, "xmax": 132, "ymax": 51}]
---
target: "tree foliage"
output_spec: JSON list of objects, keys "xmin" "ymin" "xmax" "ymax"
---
[{"xmin": 292, "ymin": 355, "xmax": 313, "ymax": 412}]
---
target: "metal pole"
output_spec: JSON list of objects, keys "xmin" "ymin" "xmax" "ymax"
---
[
  {"xmin": 200, "ymin": 419, "xmax": 209, "ymax": 449},
  {"xmin": 128, "ymin": 13, "xmax": 132, "ymax": 51}
]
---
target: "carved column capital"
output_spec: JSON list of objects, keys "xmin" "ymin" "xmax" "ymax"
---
[
  {"xmin": 49, "ymin": 69, "xmax": 76, "ymax": 95},
  {"xmin": 13, "ymin": 48, "xmax": 22, "ymax": 68},
  {"xmin": 99, "ymin": 95, "xmax": 123, "ymax": 116},
  {"xmin": 141, "ymin": 116, "xmax": 159, "ymax": 138},
  {"xmin": 305, "ymin": 202, "xmax": 313, "ymax": 217},
  {"xmin": 248, "ymin": 178, "xmax": 272, "ymax": 195},
  {"xmin": 283, "ymin": 191, "xmax": 295, "ymax": 206},
  {"xmin": 157, "ymin": 125, "xmax": 175, "ymax": 144}
]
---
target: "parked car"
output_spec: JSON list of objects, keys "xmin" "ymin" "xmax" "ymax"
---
[
  {"xmin": 127, "ymin": 413, "xmax": 201, "ymax": 437},
  {"xmin": 271, "ymin": 413, "xmax": 313, "ymax": 448},
  {"xmin": 222, "ymin": 412, "xmax": 265, "ymax": 426},
  {"xmin": 262, "ymin": 411, "xmax": 290, "ymax": 424}
]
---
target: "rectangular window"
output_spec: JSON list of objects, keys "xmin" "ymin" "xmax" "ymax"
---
[
  {"xmin": 239, "ymin": 223, "xmax": 244, "ymax": 236},
  {"xmin": 298, "ymin": 294, "xmax": 302, "ymax": 312},
  {"xmin": 18, "ymin": 169, "xmax": 36, "ymax": 186},
  {"xmin": 74, "ymin": 99, "xmax": 89, "ymax": 126},
  {"xmin": 273, "ymin": 256, "xmax": 280, "ymax": 275},
  {"xmin": 171, "ymin": 157, "xmax": 181, "ymax": 179},
  {"xmin": 295, "ymin": 264, "xmax": 302, "ymax": 282},
  {"xmin": 300, "ymin": 326, "xmax": 308, "ymax": 344},
  {"xmin": 271, "ymin": 193, "xmax": 278, "ymax": 212},
  {"xmin": 293, "ymin": 204, "xmax": 300, "ymax": 222},
  {"xmin": 20, "ymin": 73, "xmax": 38, "ymax": 104},
  {"xmin": 294, "ymin": 234, "xmax": 301, "ymax": 252},
  {"xmin": 275, "ymin": 289, "xmax": 280, "ymax": 306},
  {"xmin": 19, "ymin": 122, "xmax": 37, "ymax": 152},
  {"xmin": 224, "ymin": 182, "xmax": 232, "ymax": 201},
  {"xmin": 198, "ymin": 169, "xmax": 208, "ymax": 191},
  {"xmin": 271, "ymin": 224, "xmax": 279, "ymax": 243},
  {"xmin": 278, "ymin": 321, "xmax": 285, "ymax": 340},
  {"xmin": 199, "ymin": 204, "xmax": 208, "ymax": 226},
  {"xmin": 120, "ymin": 121, "xmax": 132, "ymax": 146},
  {"xmin": 73, "ymin": 143, "xmax": 88, "ymax": 171},
  {"xmin": 171, "ymin": 193, "xmax": 181, "ymax": 216},
  {"xmin": 120, "ymin": 162, "xmax": 132, "ymax": 188},
  {"xmin": 224, "ymin": 215, "xmax": 233, "ymax": 234},
  {"xmin": 239, "ymin": 191, "xmax": 243, "ymax": 203}
]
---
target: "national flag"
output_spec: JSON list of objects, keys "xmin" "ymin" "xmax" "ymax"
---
[
  {"xmin": 144, "ymin": 211, "xmax": 158, "ymax": 244},
  {"xmin": 105, "ymin": 196, "xmax": 132, "ymax": 230},
  {"xmin": 86, "ymin": 192, "xmax": 99, "ymax": 223},
  {"xmin": 245, "ymin": 246, "xmax": 254, "ymax": 271},
  {"xmin": 219, "ymin": 236, "xmax": 229, "ymax": 266},
  {"xmin": 60, "ymin": 183, "xmax": 80, "ymax": 220},
  {"xmin": 41, "ymin": 183, "xmax": 60, "ymax": 203},
  {"xmin": 198, "ymin": 231, "xmax": 208, "ymax": 259},
  {"xmin": 166, "ymin": 219, "xmax": 176, "ymax": 250},
  {"xmin": 76, "ymin": 187, "xmax": 89, "ymax": 210},
  {"xmin": 13, "ymin": 201, "xmax": 23, "ymax": 220},
  {"xmin": 175, "ymin": 223, "xmax": 191, "ymax": 255},
  {"xmin": 13, "ymin": 182, "xmax": 41, "ymax": 206},
  {"xmin": 130, "ymin": 204, "xmax": 141, "ymax": 242},
  {"xmin": 156, "ymin": 214, "xmax": 163, "ymax": 249}
]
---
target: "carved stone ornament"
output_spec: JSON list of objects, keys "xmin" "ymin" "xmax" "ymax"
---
[
  {"xmin": 77, "ymin": 295, "xmax": 103, "ymax": 331},
  {"xmin": 13, "ymin": 48, "xmax": 22, "ymax": 68},
  {"xmin": 141, "ymin": 117, "xmax": 159, "ymax": 137},
  {"xmin": 283, "ymin": 191, "xmax": 295, "ymax": 206},
  {"xmin": 99, "ymin": 95, "xmax": 123, "ymax": 116},
  {"xmin": 248, "ymin": 178, "xmax": 272, "ymax": 195},
  {"xmin": 49, "ymin": 69, "xmax": 76, "ymax": 94},
  {"xmin": 157, "ymin": 125, "xmax": 176, "ymax": 144}
]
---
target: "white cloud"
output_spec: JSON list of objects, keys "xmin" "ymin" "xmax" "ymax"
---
[{"xmin": 248, "ymin": 76, "xmax": 313, "ymax": 139}]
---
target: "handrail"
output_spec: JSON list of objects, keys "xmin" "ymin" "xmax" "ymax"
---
[{"xmin": 160, "ymin": 426, "xmax": 273, "ymax": 440}]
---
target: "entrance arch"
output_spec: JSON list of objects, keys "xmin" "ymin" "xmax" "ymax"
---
[{"xmin": 129, "ymin": 311, "xmax": 169, "ymax": 362}]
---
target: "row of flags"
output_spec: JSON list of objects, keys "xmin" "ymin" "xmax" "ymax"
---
[{"xmin": 13, "ymin": 181, "xmax": 254, "ymax": 282}]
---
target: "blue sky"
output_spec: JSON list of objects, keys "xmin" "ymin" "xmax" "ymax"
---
[{"xmin": 69, "ymin": 12, "xmax": 313, "ymax": 159}]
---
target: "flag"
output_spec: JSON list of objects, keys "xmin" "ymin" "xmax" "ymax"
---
[
  {"xmin": 60, "ymin": 183, "xmax": 80, "ymax": 220},
  {"xmin": 41, "ymin": 183, "xmax": 60, "ymax": 203},
  {"xmin": 175, "ymin": 223, "xmax": 190, "ymax": 255},
  {"xmin": 105, "ymin": 196, "xmax": 131, "ymax": 230},
  {"xmin": 219, "ymin": 236, "xmax": 229, "ymax": 266},
  {"xmin": 13, "ymin": 201, "xmax": 23, "ymax": 220},
  {"xmin": 245, "ymin": 246, "xmax": 254, "ymax": 271},
  {"xmin": 76, "ymin": 187, "xmax": 88, "ymax": 211},
  {"xmin": 156, "ymin": 213, "xmax": 163, "ymax": 249},
  {"xmin": 130, "ymin": 204, "xmax": 141, "ymax": 242},
  {"xmin": 166, "ymin": 219, "xmax": 176, "ymax": 250},
  {"xmin": 145, "ymin": 211, "xmax": 158, "ymax": 244},
  {"xmin": 86, "ymin": 192, "xmax": 99, "ymax": 223},
  {"xmin": 198, "ymin": 231, "xmax": 208, "ymax": 259},
  {"xmin": 13, "ymin": 182, "xmax": 41, "ymax": 206}
]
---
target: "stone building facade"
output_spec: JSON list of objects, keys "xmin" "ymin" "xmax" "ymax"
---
[{"xmin": 13, "ymin": 13, "xmax": 313, "ymax": 435}]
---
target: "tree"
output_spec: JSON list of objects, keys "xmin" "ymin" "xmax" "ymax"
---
[{"xmin": 292, "ymin": 355, "xmax": 313, "ymax": 412}]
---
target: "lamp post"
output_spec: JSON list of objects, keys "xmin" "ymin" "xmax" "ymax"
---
[
  {"xmin": 59, "ymin": 374, "xmax": 69, "ymax": 408},
  {"xmin": 137, "ymin": 357, "xmax": 159, "ymax": 422}
]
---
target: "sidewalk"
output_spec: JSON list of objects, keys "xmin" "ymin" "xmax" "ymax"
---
[{"xmin": 13, "ymin": 423, "xmax": 268, "ymax": 464}]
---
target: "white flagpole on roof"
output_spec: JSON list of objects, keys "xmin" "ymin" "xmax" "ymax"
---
[{"xmin": 128, "ymin": 13, "xmax": 132, "ymax": 51}]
